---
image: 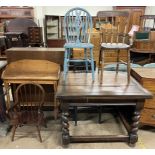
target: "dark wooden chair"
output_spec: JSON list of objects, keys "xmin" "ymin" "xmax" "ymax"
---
[{"xmin": 8, "ymin": 82, "xmax": 46, "ymax": 142}]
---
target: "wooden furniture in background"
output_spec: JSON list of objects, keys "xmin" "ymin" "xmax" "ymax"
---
[
  {"xmin": 130, "ymin": 15, "xmax": 155, "ymax": 65},
  {"xmin": 44, "ymin": 15, "xmax": 65, "ymax": 47},
  {"xmin": 4, "ymin": 18, "xmax": 37, "ymax": 48},
  {"xmin": 5, "ymin": 47, "xmax": 64, "ymax": 117},
  {"xmin": 0, "ymin": 6, "xmax": 34, "ymax": 35},
  {"xmin": 8, "ymin": 82, "xmax": 46, "ymax": 142},
  {"xmin": 0, "ymin": 36, "xmax": 7, "ymax": 58},
  {"xmin": 28, "ymin": 27, "xmax": 44, "ymax": 47},
  {"xmin": 2, "ymin": 59, "xmax": 61, "ymax": 119},
  {"xmin": 131, "ymin": 68, "xmax": 155, "ymax": 127},
  {"xmin": 0, "ymin": 61, "xmax": 7, "ymax": 122},
  {"xmin": 73, "ymin": 29, "xmax": 100, "ymax": 67},
  {"xmin": 56, "ymin": 71, "xmax": 152, "ymax": 146},
  {"xmin": 114, "ymin": 6, "xmax": 146, "ymax": 32},
  {"xmin": 6, "ymin": 47, "xmax": 64, "ymax": 67}
]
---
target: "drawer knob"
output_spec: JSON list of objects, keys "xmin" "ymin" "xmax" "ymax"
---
[{"xmin": 152, "ymin": 115, "xmax": 155, "ymax": 119}]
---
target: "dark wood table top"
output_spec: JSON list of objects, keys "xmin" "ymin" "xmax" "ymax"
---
[{"xmin": 56, "ymin": 71, "xmax": 152, "ymax": 100}]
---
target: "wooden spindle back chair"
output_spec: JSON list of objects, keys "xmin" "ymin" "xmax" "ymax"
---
[
  {"xmin": 8, "ymin": 82, "xmax": 46, "ymax": 142},
  {"xmin": 63, "ymin": 7, "xmax": 95, "ymax": 81},
  {"xmin": 97, "ymin": 11, "xmax": 131, "ymax": 83}
]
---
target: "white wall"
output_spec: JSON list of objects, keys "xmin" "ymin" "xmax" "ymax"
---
[
  {"xmin": 34, "ymin": 6, "xmax": 155, "ymax": 28},
  {"xmin": 42, "ymin": 6, "xmax": 113, "ymax": 16},
  {"xmin": 34, "ymin": 6, "xmax": 155, "ymax": 42},
  {"xmin": 34, "ymin": 6, "xmax": 113, "ymax": 42},
  {"xmin": 34, "ymin": 6, "xmax": 113, "ymax": 27}
]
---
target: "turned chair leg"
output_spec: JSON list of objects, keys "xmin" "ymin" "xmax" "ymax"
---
[
  {"xmin": 116, "ymin": 49, "xmax": 120, "ymax": 74},
  {"xmin": 90, "ymin": 48, "xmax": 95, "ymax": 81},
  {"xmin": 36, "ymin": 125, "xmax": 42, "ymax": 142},
  {"xmin": 84, "ymin": 48, "xmax": 88, "ymax": 72},
  {"xmin": 64, "ymin": 49, "xmax": 69, "ymax": 79},
  {"xmin": 11, "ymin": 125, "xmax": 17, "ymax": 141}
]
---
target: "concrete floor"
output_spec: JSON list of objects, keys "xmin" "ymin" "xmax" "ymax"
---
[{"xmin": 0, "ymin": 111, "xmax": 155, "ymax": 149}]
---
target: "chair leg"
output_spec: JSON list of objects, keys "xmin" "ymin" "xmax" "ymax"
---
[
  {"xmin": 100, "ymin": 49, "xmax": 104, "ymax": 83},
  {"xmin": 64, "ymin": 49, "xmax": 69, "ymax": 79},
  {"xmin": 11, "ymin": 125, "xmax": 17, "ymax": 141},
  {"xmin": 41, "ymin": 117, "xmax": 47, "ymax": 128},
  {"xmin": 98, "ymin": 48, "xmax": 102, "ymax": 73},
  {"xmin": 84, "ymin": 48, "xmax": 88, "ymax": 72},
  {"xmin": 54, "ymin": 97, "xmax": 58, "ymax": 120},
  {"xmin": 36, "ymin": 125, "xmax": 42, "ymax": 142},
  {"xmin": 54, "ymin": 106, "xmax": 59, "ymax": 120},
  {"xmin": 127, "ymin": 49, "xmax": 131, "ymax": 83},
  {"xmin": 116, "ymin": 49, "xmax": 120, "ymax": 74},
  {"xmin": 90, "ymin": 48, "xmax": 95, "ymax": 81}
]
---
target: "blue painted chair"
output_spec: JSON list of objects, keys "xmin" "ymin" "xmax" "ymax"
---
[{"xmin": 63, "ymin": 7, "xmax": 95, "ymax": 81}]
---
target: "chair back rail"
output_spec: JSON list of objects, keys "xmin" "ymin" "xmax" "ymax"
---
[
  {"xmin": 97, "ymin": 11, "xmax": 130, "ymax": 44},
  {"xmin": 64, "ymin": 7, "xmax": 93, "ymax": 44}
]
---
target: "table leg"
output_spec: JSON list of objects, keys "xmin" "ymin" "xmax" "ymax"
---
[
  {"xmin": 61, "ymin": 102, "xmax": 70, "ymax": 145},
  {"xmin": 53, "ymin": 82, "xmax": 58, "ymax": 120},
  {"xmin": 129, "ymin": 103, "xmax": 142, "ymax": 146},
  {"xmin": 4, "ymin": 82, "xmax": 10, "ymax": 112}
]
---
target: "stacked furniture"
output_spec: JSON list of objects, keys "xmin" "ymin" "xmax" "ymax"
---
[
  {"xmin": 28, "ymin": 27, "xmax": 44, "ymax": 47},
  {"xmin": 3, "ymin": 47, "xmax": 65, "ymax": 120},
  {"xmin": 130, "ymin": 15, "xmax": 155, "ymax": 64},
  {"xmin": 131, "ymin": 67, "xmax": 155, "ymax": 127}
]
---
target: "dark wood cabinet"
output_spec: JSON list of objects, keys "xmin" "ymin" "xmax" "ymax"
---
[
  {"xmin": 0, "ymin": 6, "xmax": 34, "ymax": 35},
  {"xmin": 28, "ymin": 27, "xmax": 43, "ymax": 47},
  {"xmin": 44, "ymin": 15, "xmax": 65, "ymax": 47}
]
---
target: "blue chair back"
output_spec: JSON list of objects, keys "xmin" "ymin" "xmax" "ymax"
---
[{"xmin": 64, "ymin": 7, "xmax": 93, "ymax": 44}]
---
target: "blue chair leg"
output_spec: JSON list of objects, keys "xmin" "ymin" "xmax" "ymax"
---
[
  {"xmin": 84, "ymin": 48, "xmax": 88, "ymax": 72},
  {"xmin": 90, "ymin": 48, "xmax": 95, "ymax": 81},
  {"xmin": 66, "ymin": 49, "xmax": 71, "ymax": 73},
  {"xmin": 64, "ymin": 49, "xmax": 69, "ymax": 79}
]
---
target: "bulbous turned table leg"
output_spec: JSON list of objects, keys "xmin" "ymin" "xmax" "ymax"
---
[
  {"xmin": 129, "ymin": 110, "xmax": 141, "ymax": 146},
  {"xmin": 62, "ymin": 112, "xmax": 70, "ymax": 145}
]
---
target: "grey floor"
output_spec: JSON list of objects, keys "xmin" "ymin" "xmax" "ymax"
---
[{"xmin": 0, "ymin": 111, "xmax": 155, "ymax": 149}]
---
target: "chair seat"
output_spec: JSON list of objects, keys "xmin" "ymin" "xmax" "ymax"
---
[
  {"xmin": 143, "ymin": 63, "xmax": 155, "ymax": 67},
  {"xmin": 101, "ymin": 43, "xmax": 130, "ymax": 49},
  {"xmin": 64, "ymin": 43, "xmax": 94, "ymax": 48},
  {"xmin": 104, "ymin": 63, "xmax": 142, "ymax": 72},
  {"xmin": 10, "ymin": 111, "xmax": 44, "ymax": 125}
]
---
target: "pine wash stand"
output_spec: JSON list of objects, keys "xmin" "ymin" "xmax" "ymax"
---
[{"xmin": 56, "ymin": 71, "xmax": 152, "ymax": 146}]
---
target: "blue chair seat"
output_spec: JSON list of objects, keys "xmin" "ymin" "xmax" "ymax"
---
[
  {"xmin": 143, "ymin": 63, "xmax": 155, "ymax": 67},
  {"xmin": 64, "ymin": 43, "xmax": 94, "ymax": 48},
  {"xmin": 104, "ymin": 63, "xmax": 142, "ymax": 72}
]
